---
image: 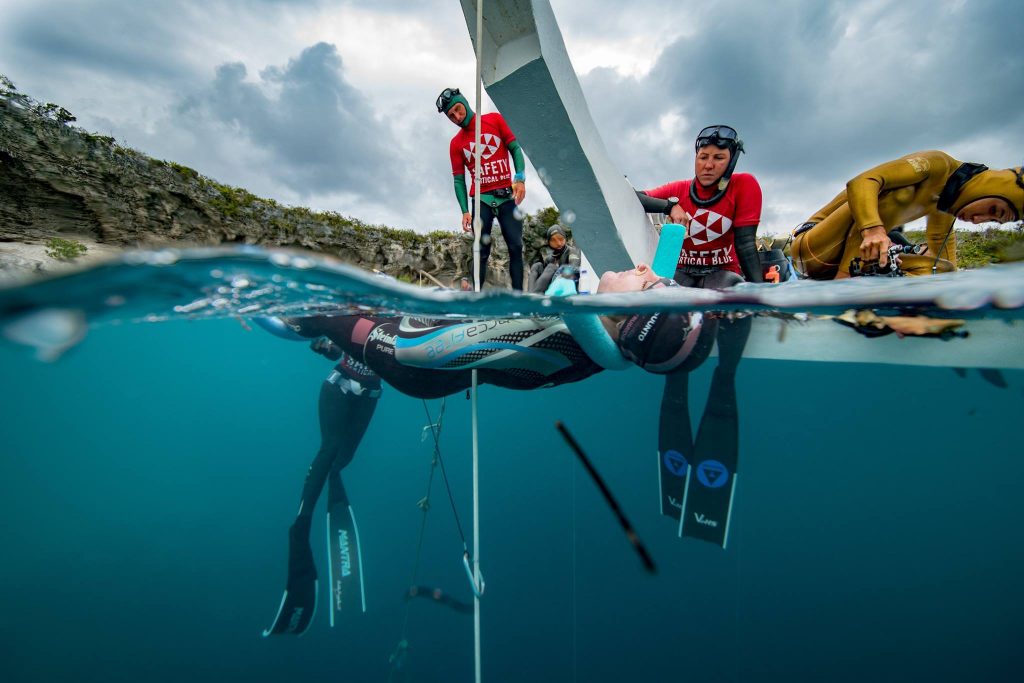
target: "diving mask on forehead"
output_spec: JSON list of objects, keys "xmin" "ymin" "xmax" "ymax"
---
[
  {"xmin": 695, "ymin": 125, "xmax": 743, "ymax": 154},
  {"xmin": 436, "ymin": 87, "xmax": 460, "ymax": 113}
]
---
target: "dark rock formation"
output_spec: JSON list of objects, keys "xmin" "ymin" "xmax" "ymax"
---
[{"xmin": 0, "ymin": 76, "xmax": 561, "ymax": 286}]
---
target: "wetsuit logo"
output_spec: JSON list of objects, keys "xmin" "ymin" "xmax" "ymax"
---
[
  {"xmin": 637, "ymin": 313, "xmax": 660, "ymax": 342},
  {"xmin": 696, "ymin": 460, "xmax": 729, "ymax": 488},
  {"xmin": 341, "ymin": 354, "xmax": 376, "ymax": 379},
  {"xmin": 368, "ymin": 327, "xmax": 397, "ymax": 355},
  {"xmin": 667, "ymin": 496, "xmax": 683, "ymax": 510},
  {"xmin": 368, "ymin": 328, "xmax": 397, "ymax": 346}
]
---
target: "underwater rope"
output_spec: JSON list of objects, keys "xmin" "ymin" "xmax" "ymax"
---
[
  {"xmin": 390, "ymin": 398, "xmax": 483, "ymax": 682},
  {"xmin": 389, "ymin": 399, "xmax": 445, "ymax": 683}
]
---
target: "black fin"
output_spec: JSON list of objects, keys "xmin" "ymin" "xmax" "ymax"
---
[
  {"xmin": 952, "ymin": 367, "xmax": 967, "ymax": 379},
  {"xmin": 680, "ymin": 367, "xmax": 738, "ymax": 548},
  {"xmin": 978, "ymin": 368, "xmax": 1009, "ymax": 389},
  {"xmin": 263, "ymin": 521, "xmax": 318, "ymax": 636},
  {"xmin": 326, "ymin": 474, "xmax": 366, "ymax": 624},
  {"xmin": 658, "ymin": 372, "xmax": 693, "ymax": 520}
]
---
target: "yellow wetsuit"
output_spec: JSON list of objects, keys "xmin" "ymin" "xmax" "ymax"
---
[{"xmin": 793, "ymin": 150, "xmax": 960, "ymax": 278}]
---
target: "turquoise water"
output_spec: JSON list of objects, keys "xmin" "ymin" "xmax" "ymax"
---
[{"xmin": 1, "ymin": 249, "xmax": 1023, "ymax": 682}]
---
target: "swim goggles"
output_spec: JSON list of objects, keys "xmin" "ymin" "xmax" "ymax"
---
[{"xmin": 436, "ymin": 87, "xmax": 460, "ymax": 113}]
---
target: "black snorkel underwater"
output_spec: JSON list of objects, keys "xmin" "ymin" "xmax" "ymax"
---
[
  {"xmin": 689, "ymin": 124, "xmax": 745, "ymax": 208},
  {"xmin": 556, "ymin": 421, "xmax": 657, "ymax": 574}
]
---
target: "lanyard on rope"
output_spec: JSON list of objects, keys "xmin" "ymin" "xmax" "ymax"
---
[
  {"xmin": 420, "ymin": 400, "xmax": 485, "ymax": 599},
  {"xmin": 463, "ymin": 549, "xmax": 486, "ymax": 598}
]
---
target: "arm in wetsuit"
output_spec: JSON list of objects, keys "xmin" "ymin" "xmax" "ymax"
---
[
  {"xmin": 844, "ymin": 151, "xmax": 961, "ymax": 268},
  {"xmin": 636, "ymin": 190, "xmax": 675, "ymax": 215},
  {"xmin": 505, "ymin": 125, "xmax": 526, "ymax": 202},
  {"xmin": 733, "ymin": 227, "xmax": 764, "ymax": 283},
  {"xmin": 453, "ymin": 175, "xmax": 470, "ymax": 214},
  {"xmin": 845, "ymin": 151, "xmax": 960, "ymax": 232}
]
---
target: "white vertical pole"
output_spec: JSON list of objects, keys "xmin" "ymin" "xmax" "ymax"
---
[{"xmin": 472, "ymin": 3, "xmax": 484, "ymax": 683}]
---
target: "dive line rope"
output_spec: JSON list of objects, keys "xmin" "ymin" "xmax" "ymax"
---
[
  {"xmin": 388, "ymin": 399, "xmax": 445, "ymax": 683},
  {"xmin": 472, "ymin": 3, "xmax": 484, "ymax": 683},
  {"xmin": 390, "ymin": 398, "xmax": 480, "ymax": 681}
]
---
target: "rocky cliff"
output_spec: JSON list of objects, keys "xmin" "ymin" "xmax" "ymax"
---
[{"xmin": 0, "ymin": 76, "xmax": 560, "ymax": 285}]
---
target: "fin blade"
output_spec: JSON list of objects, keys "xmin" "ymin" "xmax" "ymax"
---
[{"xmin": 327, "ymin": 490, "xmax": 365, "ymax": 621}]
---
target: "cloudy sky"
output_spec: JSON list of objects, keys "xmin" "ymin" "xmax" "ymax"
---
[{"xmin": 2, "ymin": 0, "xmax": 1022, "ymax": 235}]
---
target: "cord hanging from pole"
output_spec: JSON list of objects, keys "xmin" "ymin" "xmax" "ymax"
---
[{"xmin": 389, "ymin": 399, "xmax": 445, "ymax": 683}]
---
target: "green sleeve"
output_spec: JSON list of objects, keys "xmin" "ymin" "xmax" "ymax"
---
[
  {"xmin": 508, "ymin": 140, "xmax": 526, "ymax": 175},
  {"xmin": 453, "ymin": 175, "xmax": 469, "ymax": 214}
]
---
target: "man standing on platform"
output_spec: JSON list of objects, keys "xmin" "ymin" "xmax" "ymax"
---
[{"xmin": 437, "ymin": 87, "xmax": 527, "ymax": 290}]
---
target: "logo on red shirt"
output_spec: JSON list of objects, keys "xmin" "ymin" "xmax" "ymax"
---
[
  {"xmin": 462, "ymin": 133, "xmax": 501, "ymax": 163},
  {"xmin": 688, "ymin": 209, "xmax": 733, "ymax": 246}
]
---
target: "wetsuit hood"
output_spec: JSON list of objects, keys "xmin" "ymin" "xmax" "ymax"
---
[
  {"xmin": 615, "ymin": 279, "xmax": 710, "ymax": 374},
  {"xmin": 691, "ymin": 125, "xmax": 744, "ymax": 208},
  {"xmin": 442, "ymin": 93, "xmax": 475, "ymax": 129},
  {"xmin": 546, "ymin": 224, "xmax": 567, "ymax": 241},
  {"xmin": 945, "ymin": 167, "xmax": 1024, "ymax": 221}
]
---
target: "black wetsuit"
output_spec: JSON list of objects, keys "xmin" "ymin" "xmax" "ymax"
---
[
  {"xmin": 295, "ymin": 350, "xmax": 381, "ymax": 530},
  {"xmin": 266, "ymin": 344, "xmax": 381, "ymax": 636},
  {"xmin": 297, "ymin": 315, "xmax": 603, "ymax": 399},
  {"xmin": 528, "ymin": 243, "xmax": 581, "ymax": 293},
  {"xmin": 655, "ymin": 269, "xmax": 751, "ymax": 545},
  {"xmin": 268, "ymin": 295, "xmax": 749, "ymax": 635}
]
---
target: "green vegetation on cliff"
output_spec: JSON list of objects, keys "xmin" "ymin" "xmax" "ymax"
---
[
  {"xmin": 3, "ymin": 74, "xmax": 1019, "ymax": 284},
  {"xmin": 44, "ymin": 237, "xmax": 88, "ymax": 260}
]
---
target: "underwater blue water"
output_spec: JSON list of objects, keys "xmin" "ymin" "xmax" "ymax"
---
[{"xmin": 1, "ymin": 252, "xmax": 1023, "ymax": 682}]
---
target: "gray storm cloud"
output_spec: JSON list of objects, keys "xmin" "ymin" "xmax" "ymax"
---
[
  {"xmin": 584, "ymin": 0, "xmax": 1024, "ymax": 187},
  {"xmin": 179, "ymin": 42, "xmax": 400, "ymax": 199}
]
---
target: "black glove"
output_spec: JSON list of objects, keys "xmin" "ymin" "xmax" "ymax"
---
[
  {"xmin": 310, "ymin": 336, "xmax": 343, "ymax": 361},
  {"xmin": 733, "ymin": 226, "xmax": 764, "ymax": 283}
]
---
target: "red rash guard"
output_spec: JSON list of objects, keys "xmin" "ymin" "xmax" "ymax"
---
[
  {"xmin": 645, "ymin": 173, "xmax": 763, "ymax": 274},
  {"xmin": 449, "ymin": 112, "xmax": 517, "ymax": 195}
]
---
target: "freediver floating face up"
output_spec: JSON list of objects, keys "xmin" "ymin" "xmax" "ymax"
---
[{"xmin": 596, "ymin": 263, "xmax": 660, "ymax": 294}]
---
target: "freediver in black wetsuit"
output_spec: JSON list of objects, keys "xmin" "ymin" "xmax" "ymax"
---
[
  {"xmin": 264, "ymin": 259, "xmax": 753, "ymax": 635},
  {"xmin": 263, "ymin": 338, "xmax": 381, "ymax": 636}
]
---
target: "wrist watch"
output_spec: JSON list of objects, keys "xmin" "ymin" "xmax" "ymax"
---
[{"xmin": 665, "ymin": 196, "xmax": 679, "ymax": 215}]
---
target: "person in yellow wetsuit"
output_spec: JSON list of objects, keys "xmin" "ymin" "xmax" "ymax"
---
[{"xmin": 792, "ymin": 150, "xmax": 1024, "ymax": 279}]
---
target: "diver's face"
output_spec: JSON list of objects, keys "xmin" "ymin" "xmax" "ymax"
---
[
  {"xmin": 957, "ymin": 197, "xmax": 1018, "ymax": 224},
  {"xmin": 548, "ymin": 233, "xmax": 566, "ymax": 250},
  {"xmin": 597, "ymin": 263, "xmax": 658, "ymax": 293},
  {"xmin": 694, "ymin": 144, "xmax": 730, "ymax": 187},
  {"xmin": 446, "ymin": 103, "xmax": 467, "ymax": 126}
]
